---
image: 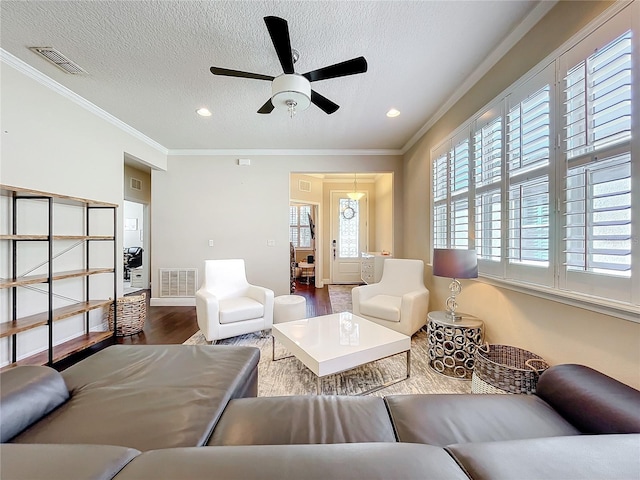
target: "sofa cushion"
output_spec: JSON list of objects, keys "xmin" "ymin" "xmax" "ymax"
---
[
  {"xmin": 385, "ymin": 393, "xmax": 579, "ymax": 446},
  {"xmin": 359, "ymin": 295, "xmax": 401, "ymax": 322},
  {"xmin": 447, "ymin": 434, "xmax": 640, "ymax": 480},
  {"xmin": 0, "ymin": 444, "xmax": 140, "ymax": 480},
  {"xmin": 536, "ymin": 364, "xmax": 640, "ymax": 434},
  {"xmin": 11, "ymin": 345, "xmax": 259, "ymax": 451},
  {"xmin": 114, "ymin": 443, "xmax": 469, "ymax": 480},
  {"xmin": 0, "ymin": 366, "xmax": 69, "ymax": 442},
  {"xmin": 219, "ymin": 296, "xmax": 264, "ymax": 324},
  {"xmin": 208, "ymin": 395, "xmax": 396, "ymax": 445}
]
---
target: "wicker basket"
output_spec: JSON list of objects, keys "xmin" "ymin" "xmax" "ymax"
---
[
  {"xmin": 107, "ymin": 293, "xmax": 147, "ymax": 336},
  {"xmin": 472, "ymin": 343, "xmax": 548, "ymax": 395}
]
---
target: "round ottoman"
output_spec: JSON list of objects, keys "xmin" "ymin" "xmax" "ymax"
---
[{"xmin": 273, "ymin": 295, "xmax": 307, "ymax": 324}]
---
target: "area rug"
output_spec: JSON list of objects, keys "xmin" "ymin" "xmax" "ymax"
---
[
  {"xmin": 183, "ymin": 328, "xmax": 471, "ymax": 396},
  {"xmin": 327, "ymin": 284, "xmax": 357, "ymax": 313}
]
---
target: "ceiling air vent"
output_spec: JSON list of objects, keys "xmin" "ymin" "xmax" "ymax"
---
[
  {"xmin": 298, "ymin": 180, "xmax": 311, "ymax": 192},
  {"xmin": 130, "ymin": 178, "xmax": 142, "ymax": 191},
  {"xmin": 29, "ymin": 47, "xmax": 86, "ymax": 74}
]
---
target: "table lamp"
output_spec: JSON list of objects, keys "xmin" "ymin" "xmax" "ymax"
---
[{"xmin": 432, "ymin": 248, "xmax": 478, "ymax": 321}]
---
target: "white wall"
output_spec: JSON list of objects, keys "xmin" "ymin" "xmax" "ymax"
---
[
  {"xmin": 374, "ymin": 174, "xmax": 393, "ymax": 254},
  {"xmin": 403, "ymin": 1, "xmax": 640, "ymax": 388},
  {"xmin": 151, "ymin": 155, "xmax": 403, "ymax": 302},
  {"xmin": 0, "ymin": 59, "xmax": 167, "ymax": 363}
]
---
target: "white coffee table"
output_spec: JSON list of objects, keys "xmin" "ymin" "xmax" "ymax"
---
[{"xmin": 272, "ymin": 311, "xmax": 411, "ymax": 395}]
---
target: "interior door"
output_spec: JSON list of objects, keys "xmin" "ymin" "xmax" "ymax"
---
[{"xmin": 331, "ymin": 191, "xmax": 367, "ymax": 283}]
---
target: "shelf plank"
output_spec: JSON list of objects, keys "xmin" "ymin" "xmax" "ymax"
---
[
  {"xmin": 52, "ymin": 331, "xmax": 114, "ymax": 362},
  {"xmin": 0, "ymin": 331, "xmax": 114, "ymax": 370},
  {"xmin": 0, "ymin": 268, "xmax": 115, "ymax": 289},
  {"xmin": 0, "ymin": 300, "xmax": 113, "ymax": 338},
  {"xmin": 0, "ymin": 184, "xmax": 117, "ymax": 208},
  {"xmin": 0, "ymin": 234, "xmax": 48, "ymax": 240}
]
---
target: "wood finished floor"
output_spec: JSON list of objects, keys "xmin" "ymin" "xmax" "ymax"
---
[{"xmin": 117, "ymin": 280, "xmax": 331, "ymax": 345}]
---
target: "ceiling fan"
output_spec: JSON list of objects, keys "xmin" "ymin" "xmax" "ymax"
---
[{"xmin": 210, "ymin": 16, "xmax": 368, "ymax": 117}]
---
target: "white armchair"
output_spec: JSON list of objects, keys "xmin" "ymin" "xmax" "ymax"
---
[
  {"xmin": 195, "ymin": 259, "xmax": 274, "ymax": 343},
  {"xmin": 352, "ymin": 258, "xmax": 429, "ymax": 337}
]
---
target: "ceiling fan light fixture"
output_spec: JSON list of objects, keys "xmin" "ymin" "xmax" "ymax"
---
[{"xmin": 272, "ymin": 74, "xmax": 311, "ymax": 117}]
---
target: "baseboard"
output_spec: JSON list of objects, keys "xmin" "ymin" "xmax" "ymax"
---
[{"xmin": 150, "ymin": 297, "xmax": 196, "ymax": 307}]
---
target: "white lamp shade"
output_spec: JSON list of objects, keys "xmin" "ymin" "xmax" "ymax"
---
[
  {"xmin": 347, "ymin": 191, "xmax": 365, "ymax": 200},
  {"xmin": 272, "ymin": 74, "xmax": 311, "ymax": 111}
]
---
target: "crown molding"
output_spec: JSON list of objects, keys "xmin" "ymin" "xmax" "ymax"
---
[
  {"xmin": 401, "ymin": 0, "xmax": 558, "ymax": 154},
  {"xmin": 167, "ymin": 148, "xmax": 403, "ymax": 157},
  {"xmin": 1, "ymin": 48, "xmax": 168, "ymax": 155}
]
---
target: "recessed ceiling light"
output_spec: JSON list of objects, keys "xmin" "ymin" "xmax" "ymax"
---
[
  {"xmin": 386, "ymin": 108, "xmax": 401, "ymax": 118},
  {"xmin": 196, "ymin": 108, "xmax": 212, "ymax": 117}
]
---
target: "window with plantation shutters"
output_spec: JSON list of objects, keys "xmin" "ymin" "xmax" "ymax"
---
[
  {"xmin": 565, "ymin": 153, "xmax": 631, "ymax": 276},
  {"xmin": 475, "ymin": 189, "xmax": 501, "ymax": 262},
  {"xmin": 564, "ymin": 31, "xmax": 632, "ymax": 159},
  {"xmin": 451, "ymin": 198, "xmax": 469, "ymax": 248},
  {"xmin": 559, "ymin": 18, "xmax": 634, "ymax": 304},
  {"xmin": 508, "ymin": 176, "xmax": 550, "ymax": 267},
  {"xmin": 450, "ymin": 137, "xmax": 470, "ymax": 248},
  {"xmin": 474, "ymin": 110, "xmax": 503, "ymax": 270},
  {"xmin": 430, "ymin": 3, "xmax": 637, "ymax": 317},
  {"xmin": 450, "ymin": 139, "xmax": 470, "ymax": 195},
  {"xmin": 433, "ymin": 149, "xmax": 449, "ymax": 249},
  {"xmin": 505, "ymin": 64, "xmax": 554, "ymax": 286},
  {"xmin": 289, "ymin": 204, "xmax": 312, "ymax": 248}
]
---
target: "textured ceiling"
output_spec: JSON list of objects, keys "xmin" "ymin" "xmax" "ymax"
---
[{"xmin": 1, "ymin": 1, "xmax": 542, "ymax": 152}]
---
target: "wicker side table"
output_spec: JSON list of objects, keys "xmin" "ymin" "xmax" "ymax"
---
[{"xmin": 427, "ymin": 311, "xmax": 484, "ymax": 380}]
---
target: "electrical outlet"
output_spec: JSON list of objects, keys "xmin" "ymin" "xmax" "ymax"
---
[
  {"xmin": 267, "ymin": 239, "xmax": 276, "ymax": 247},
  {"xmin": 208, "ymin": 240, "xmax": 214, "ymax": 247}
]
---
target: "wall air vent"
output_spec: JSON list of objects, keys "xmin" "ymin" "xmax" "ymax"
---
[
  {"xmin": 159, "ymin": 269, "xmax": 198, "ymax": 297},
  {"xmin": 298, "ymin": 180, "xmax": 311, "ymax": 192},
  {"xmin": 130, "ymin": 178, "xmax": 142, "ymax": 191},
  {"xmin": 29, "ymin": 47, "xmax": 86, "ymax": 74}
]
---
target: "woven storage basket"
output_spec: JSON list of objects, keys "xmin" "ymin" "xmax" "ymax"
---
[
  {"xmin": 472, "ymin": 343, "xmax": 548, "ymax": 394},
  {"xmin": 107, "ymin": 293, "xmax": 147, "ymax": 336}
]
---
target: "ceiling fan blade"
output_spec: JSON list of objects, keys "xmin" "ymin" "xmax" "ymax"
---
[
  {"xmin": 303, "ymin": 56, "xmax": 368, "ymax": 82},
  {"xmin": 257, "ymin": 99, "xmax": 275, "ymax": 114},
  {"xmin": 311, "ymin": 90, "xmax": 339, "ymax": 114},
  {"xmin": 210, "ymin": 67, "xmax": 274, "ymax": 81},
  {"xmin": 264, "ymin": 16, "xmax": 294, "ymax": 74}
]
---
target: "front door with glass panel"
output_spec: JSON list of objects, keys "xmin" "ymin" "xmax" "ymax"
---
[{"xmin": 331, "ymin": 191, "xmax": 367, "ymax": 283}]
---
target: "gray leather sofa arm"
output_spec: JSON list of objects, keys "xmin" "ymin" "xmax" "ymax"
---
[
  {"xmin": 536, "ymin": 364, "xmax": 640, "ymax": 434},
  {"xmin": 0, "ymin": 366, "xmax": 69, "ymax": 442}
]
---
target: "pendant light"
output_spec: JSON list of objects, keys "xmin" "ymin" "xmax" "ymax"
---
[{"xmin": 347, "ymin": 173, "xmax": 365, "ymax": 201}]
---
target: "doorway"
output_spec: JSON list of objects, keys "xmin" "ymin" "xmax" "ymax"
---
[
  {"xmin": 290, "ymin": 172, "xmax": 394, "ymax": 287},
  {"xmin": 123, "ymin": 200, "xmax": 148, "ymax": 293},
  {"xmin": 330, "ymin": 191, "xmax": 368, "ymax": 284}
]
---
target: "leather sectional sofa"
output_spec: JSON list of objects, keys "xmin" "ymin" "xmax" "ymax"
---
[{"xmin": 1, "ymin": 344, "xmax": 639, "ymax": 479}]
